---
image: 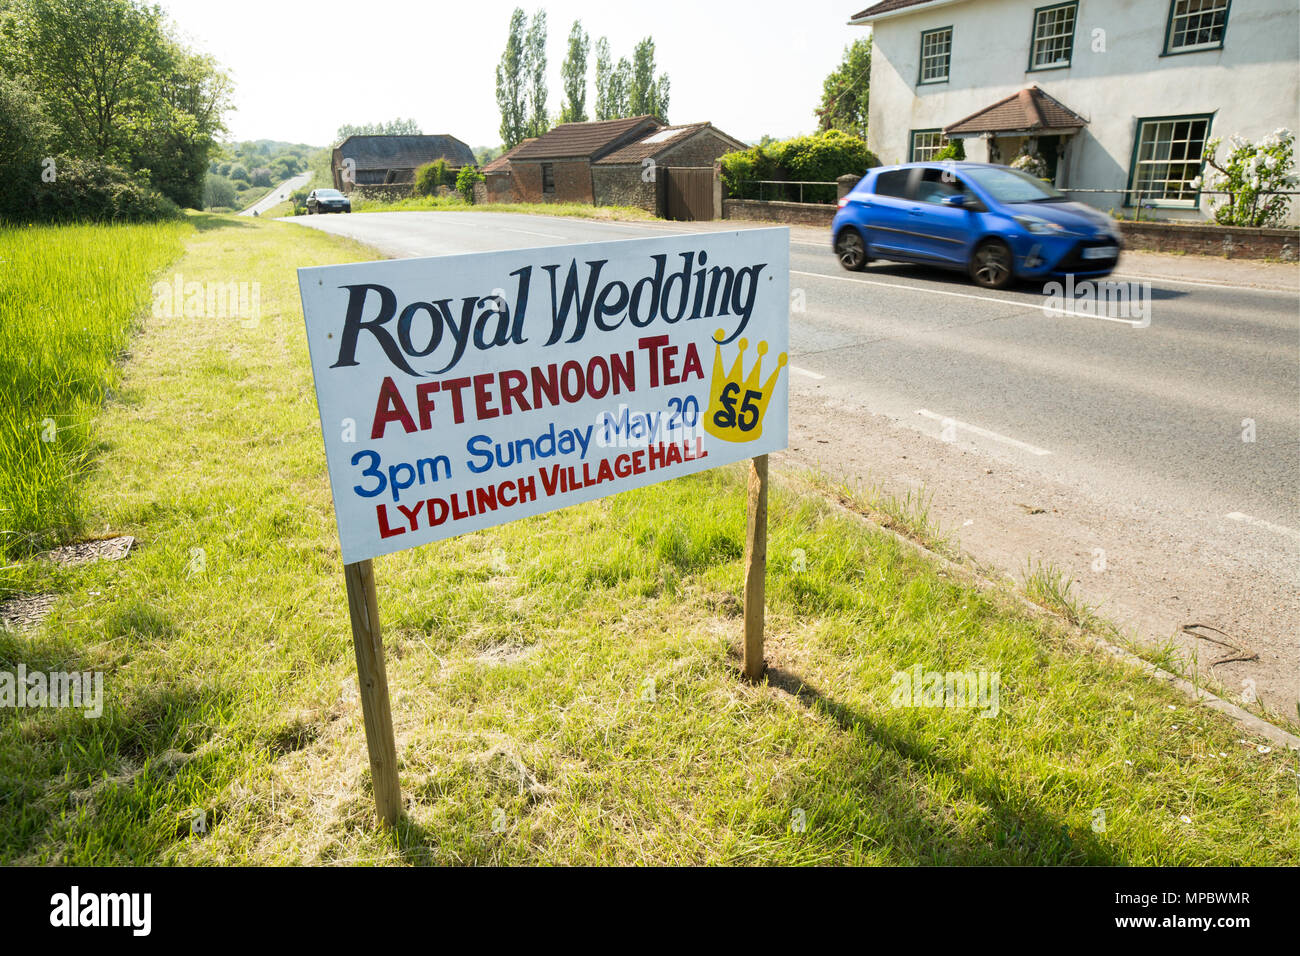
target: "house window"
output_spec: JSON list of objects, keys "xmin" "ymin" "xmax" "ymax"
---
[
  {"xmin": 910, "ymin": 129, "xmax": 947, "ymax": 162},
  {"xmin": 1163, "ymin": 0, "xmax": 1230, "ymax": 54},
  {"xmin": 1127, "ymin": 115, "xmax": 1212, "ymax": 206},
  {"xmin": 918, "ymin": 27, "xmax": 952, "ymax": 84},
  {"xmin": 1029, "ymin": 2, "xmax": 1077, "ymax": 70},
  {"xmin": 542, "ymin": 163, "xmax": 555, "ymax": 194}
]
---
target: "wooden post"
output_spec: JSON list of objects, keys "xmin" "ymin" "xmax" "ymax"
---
[
  {"xmin": 742, "ymin": 455, "xmax": 769, "ymax": 681},
  {"xmin": 343, "ymin": 559, "xmax": 401, "ymax": 826}
]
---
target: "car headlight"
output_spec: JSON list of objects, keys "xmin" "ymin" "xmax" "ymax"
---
[{"xmin": 1014, "ymin": 215, "xmax": 1070, "ymax": 235}]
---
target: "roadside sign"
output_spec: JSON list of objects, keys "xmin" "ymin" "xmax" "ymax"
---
[
  {"xmin": 299, "ymin": 228, "xmax": 789, "ymax": 563},
  {"xmin": 297, "ymin": 227, "xmax": 789, "ymax": 824}
]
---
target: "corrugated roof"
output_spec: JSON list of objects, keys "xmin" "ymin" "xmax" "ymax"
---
[
  {"xmin": 944, "ymin": 86, "xmax": 1087, "ymax": 135},
  {"xmin": 510, "ymin": 116, "xmax": 661, "ymax": 161},
  {"xmin": 336, "ymin": 134, "xmax": 476, "ymax": 170}
]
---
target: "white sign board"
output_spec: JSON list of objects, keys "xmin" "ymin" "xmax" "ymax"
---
[{"xmin": 298, "ymin": 228, "xmax": 789, "ymax": 564}]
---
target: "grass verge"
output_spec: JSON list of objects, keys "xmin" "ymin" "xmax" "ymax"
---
[
  {"xmin": 0, "ymin": 221, "xmax": 189, "ymax": 567},
  {"xmin": 0, "ymin": 214, "xmax": 1295, "ymax": 865},
  {"xmin": 348, "ymin": 194, "xmax": 658, "ymax": 221}
]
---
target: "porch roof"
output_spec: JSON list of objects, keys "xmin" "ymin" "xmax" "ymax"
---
[{"xmin": 943, "ymin": 86, "xmax": 1087, "ymax": 137}]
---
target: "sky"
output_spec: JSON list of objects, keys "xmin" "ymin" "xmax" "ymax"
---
[{"xmin": 153, "ymin": 0, "xmax": 870, "ymax": 148}]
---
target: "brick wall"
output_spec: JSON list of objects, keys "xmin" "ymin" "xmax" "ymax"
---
[
  {"xmin": 723, "ymin": 199, "xmax": 834, "ymax": 227},
  {"xmin": 511, "ymin": 160, "xmax": 593, "ymax": 204},
  {"xmin": 1118, "ymin": 221, "xmax": 1298, "ymax": 261},
  {"xmin": 656, "ymin": 130, "xmax": 739, "ymax": 168}
]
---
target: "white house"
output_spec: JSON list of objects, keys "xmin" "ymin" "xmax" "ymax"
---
[{"xmin": 849, "ymin": 0, "xmax": 1300, "ymax": 221}]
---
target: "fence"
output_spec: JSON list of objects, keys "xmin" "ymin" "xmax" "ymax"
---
[{"xmin": 1058, "ymin": 187, "xmax": 1299, "ymax": 223}]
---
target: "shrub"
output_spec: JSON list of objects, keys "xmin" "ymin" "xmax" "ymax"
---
[
  {"xmin": 13, "ymin": 156, "xmax": 181, "ymax": 224},
  {"xmin": 415, "ymin": 159, "xmax": 453, "ymax": 196},
  {"xmin": 719, "ymin": 129, "xmax": 878, "ymax": 203},
  {"xmin": 1195, "ymin": 129, "xmax": 1296, "ymax": 228},
  {"xmin": 456, "ymin": 165, "xmax": 485, "ymax": 203},
  {"xmin": 250, "ymin": 166, "xmax": 273, "ymax": 188},
  {"xmin": 228, "ymin": 163, "xmax": 250, "ymax": 184},
  {"xmin": 934, "ymin": 139, "xmax": 966, "ymax": 162}
]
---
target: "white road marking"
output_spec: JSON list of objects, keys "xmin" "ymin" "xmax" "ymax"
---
[
  {"xmin": 502, "ymin": 227, "xmax": 567, "ymax": 240},
  {"xmin": 915, "ymin": 409, "xmax": 1052, "ymax": 456},
  {"xmin": 793, "ymin": 269, "xmax": 1038, "ymax": 311},
  {"xmin": 1111, "ymin": 271, "xmax": 1299, "ymax": 295},
  {"xmin": 790, "ymin": 366, "xmax": 825, "ymax": 380},
  {"xmin": 1224, "ymin": 512, "xmax": 1300, "ymax": 541}
]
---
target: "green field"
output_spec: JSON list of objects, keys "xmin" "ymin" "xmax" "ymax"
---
[
  {"xmin": 0, "ymin": 222, "xmax": 189, "ymax": 568},
  {"xmin": 0, "ymin": 215, "xmax": 1295, "ymax": 865}
]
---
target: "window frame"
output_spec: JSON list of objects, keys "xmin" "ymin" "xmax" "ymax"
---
[
  {"xmin": 1124, "ymin": 112, "xmax": 1215, "ymax": 208},
  {"xmin": 1027, "ymin": 1, "xmax": 1079, "ymax": 72},
  {"xmin": 909, "ymin": 129, "xmax": 948, "ymax": 162},
  {"xmin": 1161, "ymin": 0, "xmax": 1231, "ymax": 56},
  {"xmin": 541, "ymin": 163, "xmax": 556, "ymax": 195},
  {"xmin": 916, "ymin": 26, "xmax": 953, "ymax": 85}
]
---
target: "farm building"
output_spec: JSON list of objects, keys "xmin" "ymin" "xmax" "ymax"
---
[{"xmin": 332, "ymin": 134, "xmax": 476, "ymax": 192}]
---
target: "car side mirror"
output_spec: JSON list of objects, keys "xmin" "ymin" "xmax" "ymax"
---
[{"xmin": 940, "ymin": 194, "xmax": 967, "ymax": 207}]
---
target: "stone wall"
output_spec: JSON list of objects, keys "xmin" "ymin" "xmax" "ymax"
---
[
  {"xmin": 723, "ymin": 199, "xmax": 835, "ymax": 226},
  {"xmin": 350, "ymin": 183, "xmax": 415, "ymax": 202},
  {"xmin": 1117, "ymin": 221, "xmax": 1298, "ymax": 260},
  {"xmin": 592, "ymin": 166, "xmax": 660, "ymax": 212}
]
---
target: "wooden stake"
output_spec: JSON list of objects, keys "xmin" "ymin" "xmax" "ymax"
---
[
  {"xmin": 343, "ymin": 559, "xmax": 402, "ymax": 826},
  {"xmin": 742, "ymin": 454, "xmax": 769, "ymax": 680}
]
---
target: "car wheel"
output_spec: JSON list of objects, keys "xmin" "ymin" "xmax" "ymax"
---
[
  {"xmin": 970, "ymin": 239, "xmax": 1014, "ymax": 289},
  {"xmin": 834, "ymin": 228, "xmax": 868, "ymax": 272}
]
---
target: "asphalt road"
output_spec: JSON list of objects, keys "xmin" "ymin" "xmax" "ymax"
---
[
  {"xmin": 288, "ymin": 209, "xmax": 1300, "ymax": 714},
  {"xmin": 240, "ymin": 172, "xmax": 312, "ymax": 217}
]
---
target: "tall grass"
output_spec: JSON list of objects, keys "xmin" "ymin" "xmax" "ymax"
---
[{"xmin": 0, "ymin": 222, "xmax": 188, "ymax": 564}]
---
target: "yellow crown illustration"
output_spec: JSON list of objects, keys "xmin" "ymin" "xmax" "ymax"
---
[{"xmin": 704, "ymin": 331, "xmax": 787, "ymax": 443}]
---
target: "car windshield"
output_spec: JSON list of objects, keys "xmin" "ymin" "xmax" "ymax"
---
[
  {"xmin": 963, "ymin": 166, "xmax": 1066, "ymax": 203},
  {"xmin": 317, "ymin": 189, "xmax": 344, "ymax": 199}
]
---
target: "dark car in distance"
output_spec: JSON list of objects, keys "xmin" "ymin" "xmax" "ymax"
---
[
  {"xmin": 306, "ymin": 188, "xmax": 352, "ymax": 214},
  {"xmin": 831, "ymin": 162, "xmax": 1122, "ymax": 289}
]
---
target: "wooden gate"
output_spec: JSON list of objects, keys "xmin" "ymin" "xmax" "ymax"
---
[{"xmin": 664, "ymin": 166, "xmax": 715, "ymax": 221}]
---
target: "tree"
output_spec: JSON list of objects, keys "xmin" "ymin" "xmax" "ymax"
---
[
  {"xmin": 593, "ymin": 36, "xmax": 612, "ymax": 121},
  {"xmin": 335, "ymin": 118, "xmax": 422, "ymax": 144},
  {"xmin": 523, "ymin": 10, "xmax": 548, "ymax": 138},
  {"xmin": 816, "ymin": 37, "xmax": 871, "ymax": 140},
  {"xmin": 606, "ymin": 56, "xmax": 632, "ymax": 120},
  {"xmin": 559, "ymin": 20, "xmax": 589, "ymax": 124},
  {"xmin": 495, "ymin": 7, "xmax": 527, "ymax": 148},
  {"xmin": 628, "ymin": 37, "xmax": 669, "ymax": 122},
  {"xmin": 1196, "ymin": 129, "xmax": 1297, "ymax": 227}
]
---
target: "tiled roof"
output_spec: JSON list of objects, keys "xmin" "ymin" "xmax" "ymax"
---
[
  {"xmin": 335, "ymin": 134, "xmax": 476, "ymax": 170},
  {"xmin": 594, "ymin": 123, "xmax": 748, "ymax": 164},
  {"xmin": 509, "ymin": 116, "xmax": 661, "ymax": 161},
  {"xmin": 481, "ymin": 138, "xmax": 535, "ymax": 174},
  {"xmin": 849, "ymin": 0, "xmax": 941, "ymax": 21},
  {"xmin": 944, "ymin": 86, "xmax": 1087, "ymax": 135}
]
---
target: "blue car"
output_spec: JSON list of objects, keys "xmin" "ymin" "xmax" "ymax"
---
[{"xmin": 831, "ymin": 162, "xmax": 1122, "ymax": 289}]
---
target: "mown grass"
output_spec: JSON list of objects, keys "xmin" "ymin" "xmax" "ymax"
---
[
  {"xmin": 0, "ymin": 214, "xmax": 1295, "ymax": 865},
  {"xmin": 348, "ymin": 194, "xmax": 658, "ymax": 221},
  {"xmin": 0, "ymin": 221, "xmax": 189, "ymax": 568}
]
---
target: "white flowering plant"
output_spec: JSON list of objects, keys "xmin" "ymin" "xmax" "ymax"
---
[
  {"xmin": 1192, "ymin": 128, "xmax": 1296, "ymax": 227},
  {"xmin": 1010, "ymin": 150, "xmax": 1048, "ymax": 179}
]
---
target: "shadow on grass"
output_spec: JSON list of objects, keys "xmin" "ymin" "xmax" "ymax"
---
[
  {"xmin": 186, "ymin": 212, "xmax": 255, "ymax": 232},
  {"xmin": 763, "ymin": 663, "xmax": 1124, "ymax": 865}
]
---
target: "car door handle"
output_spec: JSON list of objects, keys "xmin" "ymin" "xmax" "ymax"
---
[{"xmin": 908, "ymin": 207, "xmax": 924, "ymax": 216}]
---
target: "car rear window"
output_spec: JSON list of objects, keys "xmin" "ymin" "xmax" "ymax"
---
[{"xmin": 874, "ymin": 170, "xmax": 911, "ymax": 199}]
